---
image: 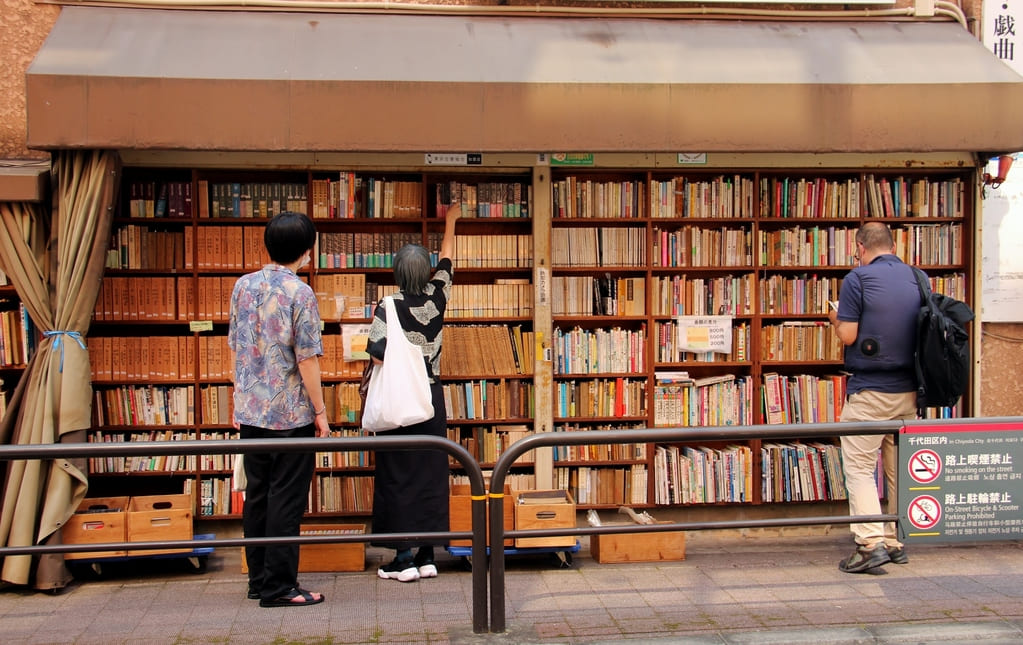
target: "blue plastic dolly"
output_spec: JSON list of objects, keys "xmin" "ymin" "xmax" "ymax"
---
[
  {"xmin": 446, "ymin": 540, "xmax": 580, "ymax": 570},
  {"xmin": 68, "ymin": 533, "xmax": 215, "ymax": 577}
]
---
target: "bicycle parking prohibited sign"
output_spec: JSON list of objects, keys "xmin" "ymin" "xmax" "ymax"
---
[
  {"xmin": 907, "ymin": 495, "xmax": 942, "ymax": 530},
  {"xmin": 908, "ymin": 449, "xmax": 942, "ymax": 484}
]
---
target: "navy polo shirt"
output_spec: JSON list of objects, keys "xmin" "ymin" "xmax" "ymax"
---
[{"xmin": 836, "ymin": 254, "xmax": 919, "ymax": 396}]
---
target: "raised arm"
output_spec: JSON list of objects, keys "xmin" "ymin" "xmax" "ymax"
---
[{"xmin": 439, "ymin": 202, "xmax": 461, "ymax": 261}]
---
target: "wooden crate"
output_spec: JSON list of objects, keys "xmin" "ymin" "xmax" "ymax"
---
[
  {"xmin": 241, "ymin": 524, "xmax": 366, "ymax": 573},
  {"xmin": 449, "ymin": 484, "xmax": 514, "ymax": 546},
  {"xmin": 590, "ymin": 523, "xmax": 686, "ymax": 563},
  {"xmin": 126, "ymin": 494, "xmax": 193, "ymax": 556},
  {"xmin": 63, "ymin": 496, "xmax": 130, "ymax": 560},
  {"xmin": 513, "ymin": 489, "xmax": 576, "ymax": 548}
]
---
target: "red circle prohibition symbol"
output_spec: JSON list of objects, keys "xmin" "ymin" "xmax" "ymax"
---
[
  {"xmin": 908, "ymin": 495, "xmax": 942, "ymax": 530},
  {"xmin": 908, "ymin": 449, "xmax": 942, "ymax": 484}
]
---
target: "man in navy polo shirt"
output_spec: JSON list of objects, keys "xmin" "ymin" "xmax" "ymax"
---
[{"xmin": 828, "ymin": 222, "xmax": 919, "ymax": 573}]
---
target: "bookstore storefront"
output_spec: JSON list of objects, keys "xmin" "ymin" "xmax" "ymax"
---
[{"xmin": 10, "ymin": 4, "xmax": 1023, "ymax": 590}]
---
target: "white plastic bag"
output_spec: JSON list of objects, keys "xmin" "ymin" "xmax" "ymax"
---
[
  {"xmin": 361, "ymin": 296, "xmax": 435, "ymax": 432},
  {"xmin": 232, "ymin": 453, "xmax": 247, "ymax": 492}
]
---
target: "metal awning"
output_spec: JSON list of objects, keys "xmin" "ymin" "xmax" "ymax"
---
[{"xmin": 25, "ymin": 7, "xmax": 1023, "ymax": 153}]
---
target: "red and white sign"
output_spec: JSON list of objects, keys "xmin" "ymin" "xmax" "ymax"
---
[
  {"xmin": 908, "ymin": 495, "xmax": 942, "ymax": 531},
  {"xmin": 908, "ymin": 449, "xmax": 942, "ymax": 484}
]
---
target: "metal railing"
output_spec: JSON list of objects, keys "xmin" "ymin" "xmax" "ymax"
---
[
  {"xmin": 0, "ymin": 434, "xmax": 490, "ymax": 634},
  {"xmin": 486, "ymin": 420, "xmax": 907, "ymax": 632},
  {"xmin": 5, "ymin": 417, "xmax": 1004, "ymax": 633}
]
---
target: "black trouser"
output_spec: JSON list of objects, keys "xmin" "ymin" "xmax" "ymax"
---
[{"xmin": 240, "ymin": 423, "xmax": 315, "ymax": 601}]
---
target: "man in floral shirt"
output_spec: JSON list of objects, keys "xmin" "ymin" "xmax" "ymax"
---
[{"xmin": 229, "ymin": 211, "xmax": 329, "ymax": 608}]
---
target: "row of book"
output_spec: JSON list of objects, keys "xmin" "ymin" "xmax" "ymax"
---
[
  {"xmin": 759, "ymin": 274, "xmax": 841, "ymax": 316},
  {"xmin": 314, "ymin": 473, "xmax": 374, "ymax": 513},
  {"xmin": 650, "ymin": 175, "xmax": 756, "ymax": 220},
  {"xmin": 199, "ymin": 180, "xmax": 308, "ymax": 219},
  {"xmin": 198, "ymin": 475, "xmax": 244, "ymax": 517},
  {"xmin": 762, "ymin": 372, "xmax": 847, "ymax": 425},
  {"xmin": 124, "ymin": 174, "xmax": 966, "ymax": 222},
  {"xmin": 86, "ymin": 431, "xmax": 197, "ymax": 473},
  {"xmin": 555, "ymin": 464, "xmax": 648, "ymax": 506},
  {"xmin": 758, "ymin": 176, "xmax": 861, "ymax": 220},
  {"xmin": 107, "ymin": 225, "xmax": 187, "ymax": 270},
  {"xmin": 757, "ymin": 225, "xmax": 858, "ymax": 267},
  {"xmin": 652, "ymin": 373, "xmax": 756, "ymax": 428},
  {"xmin": 551, "ymin": 276, "xmax": 645, "ymax": 316},
  {"xmin": 316, "ymin": 429, "xmax": 372, "ymax": 468},
  {"xmin": 553, "ymin": 325, "xmax": 647, "ymax": 374},
  {"xmin": 760, "ymin": 441, "xmax": 847, "ymax": 502},
  {"xmin": 652, "ymin": 273, "xmax": 755, "ymax": 317},
  {"xmin": 196, "ymin": 226, "xmax": 270, "ymax": 270},
  {"xmin": 555, "ymin": 377, "xmax": 646, "ymax": 419},
  {"xmin": 443, "ymin": 380, "xmax": 535, "ymax": 421},
  {"xmin": 760, "ymin": 322, "xmax": 844, "ymax": 362},
  {"xmin": 553, "ymin": 178, "xmax": 645, "ymax": 219},
  {"xmin": 92, "ymin": 385, "xmax": 196, "ymax": 427},
  {"xmin": 653, "ymin": 444, "xmax": 754, "ymax": 505},
  {"xmin": 440, "ymin": 325, "xmax": 534, "ymax": 376},
  {"xmin": 862, "ymin": 174, "xmax": 965, "ymax": 219},
  {"xmin": 551, "ymin": 423, "xmax": 647, "ymax": 462},
  {"xmin": 0, "ymin": 305, "xmax": 35, "ymax": 367},
  {"xmin": 652, "ymin": 225, "xmax": 754, "ymax": 268},
  {"xmin": 127, "ymin": 180, "xmax": 193, "ymax": 219},
  {"xmin": 551, "ymin": 227, "xmax": 647, "ymax": 267},
  {"xmin": 448, "ymin": 424, "xmax": 532, "ymax": 465}
]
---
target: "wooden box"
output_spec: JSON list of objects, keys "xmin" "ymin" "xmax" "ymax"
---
[
  {"xmin": 63, "ymin": 496, "xmax": 130, "ymax": 560},
  {"xmin": 449, "ymin": 484, "xmax": 514, "ymax": 547},
  {"xmin": 590, "ymin": 523, "xmax": 686, "ymax": 563},
  {"xmin": 241, "ymin": 524, "xmax": 366, "ymax": 573},
  {"xmin": 513, "ymin": 489, "xmax": 576, "ymax": 548},
  {"xmin": 126, "ymin": 493, "xmax": 193, "ymax": 555}
]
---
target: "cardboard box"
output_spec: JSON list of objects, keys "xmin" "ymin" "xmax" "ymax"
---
[
  {"xmin": 513, "ymin": 489, "xmax": 576, "ymax": 548},
  {"xmin": 590, "ymin": 522, "xmax": 686, "ymax": 563},
  {"xmin": 241, "ymin": 524, "xmax": 366, "ymax": 573},
  {"xmin": 127, "ymin": 493, "xmax": 193, "ymax": 556},
  {"xmin": 63, "ymin": 496, "xmax": 130, "ymax": 560},
  {"xmin": 449, "ymin": 484, "xmax": 514, "ymax": 547}
]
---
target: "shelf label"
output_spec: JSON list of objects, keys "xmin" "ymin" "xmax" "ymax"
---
[
  {"xmin": 536, "ymin": 267, "xmax": 549, "ymax": 307},
  {"xmin": 189, "ymin": 320, "xmax": 214, "ymax": 332},
  {"xmin": 900, "ymin": 421, "xmax": 1023, "ymax": 543},
  {"xmin": 424, "ymin": 153, "xmax": 482, "ymax": 166},
  {"xmin": 677, "ymin": 153, "xmax": 708, "ymax": 165}
]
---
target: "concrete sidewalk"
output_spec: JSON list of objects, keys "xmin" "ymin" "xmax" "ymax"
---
[{"xmin": 2, "ymin": 531, "xmax": 1022, "ymax": 644}]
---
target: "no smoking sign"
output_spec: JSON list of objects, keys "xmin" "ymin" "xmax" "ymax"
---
[{"xmin": 908, "ymin": 449, "xmax": 942, "ymax": 484}]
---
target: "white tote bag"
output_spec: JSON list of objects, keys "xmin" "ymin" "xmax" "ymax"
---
[{"xmin": 361, "ymin": 296, "xmax": 435, "ymax": 432}]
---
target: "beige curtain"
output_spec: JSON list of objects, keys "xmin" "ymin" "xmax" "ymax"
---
[{"xmin": 0, "ymin": 150, "xmax": 119, "ymax": 589}]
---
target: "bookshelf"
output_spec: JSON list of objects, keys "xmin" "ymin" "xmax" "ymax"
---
[
  {"xmin": 87, "ymin": 167, "xmax": 537, "ymax": 519},
  {"xmin": 87, "ymin": 161, "xmax": 974, "ymax": 519}
]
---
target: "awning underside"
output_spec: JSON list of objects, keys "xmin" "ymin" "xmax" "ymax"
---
[{"xmin": 25, "ymin": 7, "xmax": 1023, "ymax": 153}]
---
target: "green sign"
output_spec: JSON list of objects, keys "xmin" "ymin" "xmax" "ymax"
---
[
  {"xmin": 549, "ymin": 153, "xmax": 595, "ymax": 167},
  {"xmin": 900, "ymin": 420, "xmax": 1023, "ymax": 543}
]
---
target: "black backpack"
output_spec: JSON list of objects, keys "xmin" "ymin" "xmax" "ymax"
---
[{"xmin": 912, "ymin": 268, "xmax": 975, "ymax": 410}]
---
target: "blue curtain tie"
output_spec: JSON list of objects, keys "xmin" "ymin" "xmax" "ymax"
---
[{"xmin": 43, "ymin": 330, "xmax": 86, "ymax": 372}]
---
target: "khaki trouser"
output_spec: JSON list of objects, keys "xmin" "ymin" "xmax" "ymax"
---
[{"xmin": 839, "ymin": 390, "xmax": 918, "ymax": 548}]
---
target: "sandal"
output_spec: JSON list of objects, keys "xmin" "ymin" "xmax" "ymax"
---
[{"xmin": 259, "ymin": 587, "xmax": 325, "ymax": 608}]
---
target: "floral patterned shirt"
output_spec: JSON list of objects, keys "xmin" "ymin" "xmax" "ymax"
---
[{"xmin": 228, "ymin": 264, "xmax": 323, "ymax": 430}]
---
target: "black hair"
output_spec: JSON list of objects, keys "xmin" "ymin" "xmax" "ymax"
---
[{"xmin": 264, "ymin": 211, "xmax": 316, "ymax": 264}]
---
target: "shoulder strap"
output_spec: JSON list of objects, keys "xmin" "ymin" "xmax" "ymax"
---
[{"xmin": 911, "ymin": 267, "xmax": 931, "ymax": 306}]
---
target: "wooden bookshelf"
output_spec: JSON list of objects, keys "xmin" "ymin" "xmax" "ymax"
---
[{"xmin": 87, "ymin": 162, "xmax": 974, "ymax": 518}]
